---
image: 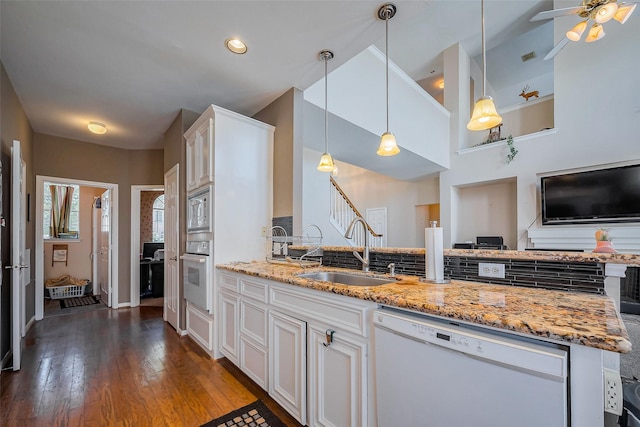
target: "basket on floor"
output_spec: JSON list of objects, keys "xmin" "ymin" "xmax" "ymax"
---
[{"xmin": 45, "ymin": 275, "xmax": 90, "ymax": 300}]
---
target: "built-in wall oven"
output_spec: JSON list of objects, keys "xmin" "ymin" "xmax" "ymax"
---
[{"xmin": 180, "ymin": 240, "xmax": 212, "ymax": 313}]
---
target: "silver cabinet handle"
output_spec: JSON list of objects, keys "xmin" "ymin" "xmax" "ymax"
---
[{"xmin": 323, "ymin": 329, "xmax": 335, "ymax": 347}]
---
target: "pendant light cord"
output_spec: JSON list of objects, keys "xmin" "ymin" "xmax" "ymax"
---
[
  {"xmin": 324, "ymin": 54, "xmax": 329, "ymax": 153},
  {"xmin": 385, "ymin": 10, "xmax": 390, "ymax": 133},
  {"xmin": 481, "ymin": 0, "xmax": 486, "ymax": 97}
]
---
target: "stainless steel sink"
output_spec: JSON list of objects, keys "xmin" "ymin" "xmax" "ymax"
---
[{"xmin": 296, "ymin": 271, "xmax": 397, "ymax": 287}]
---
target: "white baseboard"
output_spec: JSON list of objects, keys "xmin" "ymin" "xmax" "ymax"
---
[{"xmin": 24, "ymin": 315, "xmax": 36, "ymax": 336}]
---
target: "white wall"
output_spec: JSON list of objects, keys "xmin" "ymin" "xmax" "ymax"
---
[
  {"xmin": 302, "ymin": 147, "xmax": 439, "ymax": 248},
  {"xmin": 440, "ymin": 9, "xmax": 640, "ymax": 249}
]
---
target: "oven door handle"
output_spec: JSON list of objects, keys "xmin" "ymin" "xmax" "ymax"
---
[{"xmin": 180, "ymin": 255, "xmax": 207, "ymax": 263}]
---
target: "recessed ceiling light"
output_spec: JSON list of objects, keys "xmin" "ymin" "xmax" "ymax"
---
[
  {"xmin": 225, "ymin": 38, "xmax": 247, "ymax": 54},
  {"xmin": 88, "ymin": 121, "xmax": 107, "ymax": 135}
]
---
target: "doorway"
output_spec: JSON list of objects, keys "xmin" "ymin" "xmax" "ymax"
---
[
  {"xmin": 35, "ymin": 176, "xmax": 118, "ymax": 321},
  {"xmin": 130, "ymin": 185, "xmax": 164, "ymax": 308}
]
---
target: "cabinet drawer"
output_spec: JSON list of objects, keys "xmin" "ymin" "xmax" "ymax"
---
[
  {"xmin": 218, "ymin": 272, "xmax": 240, "ymax": 293},
  {"xmin": 240, "ymin": 277, "xmax": 269, "ymax": 303},
  {"xmin": 270, "ymin": 283, "xmax": 374, "ymax": 337},
  {"xmin": 241, "ymin": 299, "xmax": 268, "ymax": 346}
]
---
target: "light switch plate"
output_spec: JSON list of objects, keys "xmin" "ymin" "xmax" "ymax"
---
[{"xmin": 478, "ymin": 262, "xmax": 506, "ymax": 279}]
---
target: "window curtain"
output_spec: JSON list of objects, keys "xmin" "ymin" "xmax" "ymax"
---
[{"xmin": 50, "ymin": 185, "xmax": 74, "ymax": 238}]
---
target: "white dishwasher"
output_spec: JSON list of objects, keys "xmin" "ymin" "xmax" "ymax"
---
[{"xmin": 374, "ymin": 307, "xmax": 569, "ymax": 427}]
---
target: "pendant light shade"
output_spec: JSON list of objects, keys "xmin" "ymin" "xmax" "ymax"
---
[
  {"xmin": 467, "ymin": 96, "xmax": 503, "ymax": 130},
  {"xmin": 595, "ymin": 2, "xmax": 618, "ymax": 23},
  {"xmin": 377, "ymin": 3, "xmax": 400, "ymax": 157},
  {"xmin": 316, "ymin": 50, "xmax": 336, "ymax": 173},
  {"xmin": 467, "ymin": 0, "xmax": 502, "ymax": 131},
  {"xmin": 377, "ymin": 131, "xmax": 400, "ymax": 156}
]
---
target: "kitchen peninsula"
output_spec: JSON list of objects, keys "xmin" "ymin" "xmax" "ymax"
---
[{"xmin": 216, "ymin": 247, "xmax": 636, "ymax": 427}]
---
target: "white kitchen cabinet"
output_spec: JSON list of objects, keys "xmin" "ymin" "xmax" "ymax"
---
[
  {"xmin": 269, "ymin": 310, "xmax": 307, "ymax": 426},
  {"xmin": 183, "ymin": 105, "xmax": 274, "ymax": 359},
  {"xmin": 218, "ymin": 290, "xmax": 239, "ymax": 365},
  {"xmin": 308, "ymin": 324, "xmax": 368, "ymax": 427},
  {"xmin": 184, "ymin": 117, "xmax": 214, "ymax": 192}
]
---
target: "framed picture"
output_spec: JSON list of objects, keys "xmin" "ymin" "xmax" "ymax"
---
[
  {"xmin": 52, "ymin": 244, "xmax": 68, "ymax": 266},
  {"xmin": 488, "ymin": 125, "xmax": 502, "ymax": 142}
]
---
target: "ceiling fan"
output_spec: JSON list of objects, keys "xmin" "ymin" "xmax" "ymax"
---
[{"xmin": 530, "ymin": 0, "xmax": 639, "ymax": 59}]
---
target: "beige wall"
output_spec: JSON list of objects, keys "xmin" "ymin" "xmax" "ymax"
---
[
  {"xmin": 163, "ymin": 109, "xmax": 198, "ymax": 329},
  {"xmin": 1, "ymin": 62, "xmax": 36, "ymax": 337},
  {"xmin": 500, "ymin": 97, "xmax": 554, "ymax": 139},
  {"xmin": 43, "ymin": 186, "xmax": 104, "ymax": 282},
  {"xmin": 253, "ymin": 88, "xmax": 303, "ymax": 220},
  {"xmin": 33, "ymin": 133, "xmax": 164, "ymax": 306}
]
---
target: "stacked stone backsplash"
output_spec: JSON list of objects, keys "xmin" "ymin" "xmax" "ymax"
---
[{"xmin": 291, "ymin": 248, "xmax": 606, "ymax": 295}]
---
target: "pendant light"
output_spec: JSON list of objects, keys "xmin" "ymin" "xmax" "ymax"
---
[
  {"xmin": 317, "ymin": 50, "xmax": 336, "ymax": 173},
  {"xmin": 467, "ymin": 0, "xmax": 502, "ymax": 131},
  {"xmin": 376, "ymin": 3, "xmax": 400, "ymax": 157}
]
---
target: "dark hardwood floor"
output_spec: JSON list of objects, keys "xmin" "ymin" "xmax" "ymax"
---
[{"xmin": 0, "ymin": 305, "xmax": 302, "ymax": 427}]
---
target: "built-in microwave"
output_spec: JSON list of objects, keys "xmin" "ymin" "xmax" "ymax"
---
[{"xmin": 187, "ymin": 185, "xmax": 213, "ymax": 234}]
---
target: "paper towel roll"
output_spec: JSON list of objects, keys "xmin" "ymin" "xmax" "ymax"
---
[{"xmin": 425, "ymin": 226, "xmax": 444, "ymax": 282}]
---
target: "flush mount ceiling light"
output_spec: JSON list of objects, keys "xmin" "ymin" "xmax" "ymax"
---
[
  {"xmin": 225, "ymin": 38, "xmax": 247, "ymax": 54},
  {"xmin": 317, "ymin": 49, "xmax": 337, "ymax": 173},
  {"xmin": 376, "ymin": 3, "xmax": 400, "ymax": 157},
  {"xmin": 531, "ymin": 0, "xmax": 638, "ymax": 59},
  {"xmin": 88, "ymin": 121, "xmax": 107, "ymax": 135},
  {"xmin": 467, "ymin": 0, "xmax": 502, "ymax": 131}
]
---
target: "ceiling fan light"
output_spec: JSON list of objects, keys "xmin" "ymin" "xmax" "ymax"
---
[
  {"xmin": 585, "ymin": 23, "xmax": 605, "ymax": 42},
  {"xmin": 377, "ymin": 132, "xmax": 400, "ymax": 156},
  {"xmin": 317, "ymin": 153, "xmax": 336, "ymax": 172},
  {"xmin": 467, "ymin": 96, "xmax": 503, "ymax": 131},
  {"xmin": 594, "ymin": 3, "xmax": 618, "ymax": 23},
  {"xmin": 614, "ymin": 3, "xmax": 637, "ymax": 23},
  {"xmin": 566, "ymin": 20, "xmax": 588, "ymax": 41}
]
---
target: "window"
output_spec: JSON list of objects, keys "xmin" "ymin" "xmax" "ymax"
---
[
  {"xmin": 152, "ymin": 194, "xmax": 164, "ymax": 242},
  {"xmin": 43, "ymin": 183, "xmax": 80, "ymax": 239}
]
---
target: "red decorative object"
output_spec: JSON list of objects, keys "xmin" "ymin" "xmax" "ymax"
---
[{"xmin": 593, "ymin": 240, "xmax": 617, "ymax": 253}]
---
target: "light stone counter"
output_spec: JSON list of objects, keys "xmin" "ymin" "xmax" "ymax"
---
[{"xmin": 217, "ymin": 261, "xmax": 632, "ymax": 354}]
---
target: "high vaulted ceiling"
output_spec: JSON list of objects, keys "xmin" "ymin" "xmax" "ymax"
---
[{"xmin": 1, "ymin": 1, "xmax": 554, "ymax": 151}]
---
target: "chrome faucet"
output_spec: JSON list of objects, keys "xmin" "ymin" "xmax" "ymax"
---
[{"xmin": 344, "ymin": 216, "xmax": 370, "ymax": 272}]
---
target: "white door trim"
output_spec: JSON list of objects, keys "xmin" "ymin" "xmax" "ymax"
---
[
  {"xmin": 130, "ymin": 185, "xmax": 163, "ymax": 308},
  {"xmin": 35, "ymin": 175, "xmax": 119, "ymax": 320}
]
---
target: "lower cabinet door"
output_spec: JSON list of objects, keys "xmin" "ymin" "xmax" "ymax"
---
[
  {"xmin": 218, "ymin": 291, "xmax": 239, "ymax": 364},
  {"xmin": 240, "ymin": 336, "xmax": 268, "ymax": 390},
  {"xmin": 308, "ymin": 324, "xmax": 367, "ymax": 427},
  {"xmin": 269, "ymin": 310, "xmax": 307, "ymax": 425}
]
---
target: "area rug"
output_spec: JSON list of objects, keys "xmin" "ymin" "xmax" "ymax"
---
[
  {"xmin": 201, "ymin": 400, "xmax": 287, "ymax": 427},
  {"xmin": 59, "ymin": 295, "xmax": 101, "ymax": 309}
]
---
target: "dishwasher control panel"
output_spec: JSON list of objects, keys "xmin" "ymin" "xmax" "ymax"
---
[{"xmin": 374, "ymin": 308, "xmax": 567, "ymax": 378}]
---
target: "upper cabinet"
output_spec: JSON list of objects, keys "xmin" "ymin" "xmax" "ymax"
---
[{"xmin": 185, "ymin": 116, "xmax": 214, "ymax": 192}]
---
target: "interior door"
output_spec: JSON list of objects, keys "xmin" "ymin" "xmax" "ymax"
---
[
  {"xmin": 164, "ymin": 164, "xmax": 179, "ymax": 329},
  {"xmin": 99, "ymin": 189, "xmax": 112, "ymax": 307},
  {"xmin": 10, "ymin": 140, "xmax": 27, "ymax": 371},
  {"xmin": 92, "ymin": 198, "xmax": 99, "ymax": 296},
  {"xmin": 366, "ymin": 207, "xmax": 388, "ymax": 247}
]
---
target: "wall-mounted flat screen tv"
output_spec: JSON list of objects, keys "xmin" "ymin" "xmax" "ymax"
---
[{"xmin": 541, "ymin": 164, "xmax": 640, "ymax": 225}]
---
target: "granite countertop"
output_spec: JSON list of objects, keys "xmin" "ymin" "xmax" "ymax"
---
[
  {"xmin": 217, "ymin": 261, "xmax": 632, "ymax": 354},
  {"xmin": 290, "ymin": 245, "xmax": 640, "ymax": 266}
]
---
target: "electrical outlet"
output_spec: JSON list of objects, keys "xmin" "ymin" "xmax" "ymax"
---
[
  {"xmin": 478, "ymin": 262, "xmax": 505, "ymax": 279},
  {"xmin": 603, "ymin": 368, "xmax": 623, "ymax": 415}
]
